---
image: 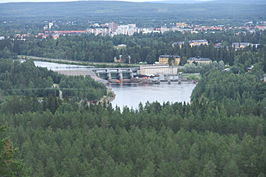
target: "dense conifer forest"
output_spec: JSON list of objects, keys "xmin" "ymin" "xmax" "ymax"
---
[
  {"xmin": 0, "ymin": 13, "xmax": 266, "ymax": 176},
  {"xmin": 0, "ymin": 57, "xmax": 265, "ymax": 177},
  {"xmin": 0, "ymin": 60, "xmax": 107, "ymax": 114},
  {"xmin": 0, "ymin": 1, "xmax": 265, "ymax": 176},
  {"xmin": 1, "ymin": 31, "xmax": 266, "ymax": 71}
]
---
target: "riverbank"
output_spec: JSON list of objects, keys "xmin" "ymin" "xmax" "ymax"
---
[
  {"xmin": 97, "ymin": 87, "xmax": 116, "ymax": 104},
  {"xmin": 22, "ymin": 59, "xmax": 197, "ymax": 108},
  {"xmin": 18, "ymin": 55, "xmax": 140, "ymax": 68}
]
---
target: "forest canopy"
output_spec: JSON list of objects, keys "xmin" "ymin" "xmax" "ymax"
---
[
  {"xmin": 1, "ymin": 31, "xmax": 266, "ymax": 71},
  {"xmin": 0, "ymin": 60, "xmax": 265, "ymax": 177}
]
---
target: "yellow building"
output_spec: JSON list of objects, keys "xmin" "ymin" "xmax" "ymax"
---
[
  {"xmin": 189, "ymin": 40, "xmax": 208, "ymax": 47},
  {"xmin": 187, "ymin": 57, "xmax": 212, "ymax": 64},
  {"xmin": 159, "ymin": 55, "xmax": 181, "ymax": 66}
]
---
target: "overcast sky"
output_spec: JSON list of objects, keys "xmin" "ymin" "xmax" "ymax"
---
[
  {"xmin": 0, "ymin": 0, "xmax": 161, "ymax": 2},
  {"xmin": 0, "ymin": 0, "xmax": 212, "ymax": 3}
]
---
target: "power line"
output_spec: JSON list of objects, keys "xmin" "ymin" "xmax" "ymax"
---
[{"xmin": 1, "ymin": 88, "xmax": 98, "ymax": 91}]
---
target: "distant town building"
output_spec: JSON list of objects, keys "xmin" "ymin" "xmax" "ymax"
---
[
  {"xmin": 189, "ymin": 39, "xmax": 209, "ymax": 47},
  {"xmin": 87, "ymin": 27, "xmax": 110, "ymax": 36},
  {"xmin": 114, "ymin": 44, "xmax": 127, "ymax": 50},
  {"xmin": 52, "ymin": 34, "xmax": 60, "ymax": 40},
  {"xmin": 46, "ymin": 30, "xmax": 88, "ymax": 35},
  {"xmin": 187, "ymin": 57, "xmax": 212, "ymax": 64},
  {"xmin": 247, "ymin": 65, "xmax": 254, "ymax": 72},
  {"xmin": 172, "ymin": 41, "xmax": 185, "ymax": 48},
  {"xmin": 43, "ymin": 25, "xmax": 48, "ymax": 31},
  {"xmin": 115, "ymin": 24, "xmax": 137, "ymax": 35},
  {"xmin": 114, "ymin": 55, "xmax": 125, "ymax": 63},
  {"xmin": 48, "ymin": 22, "xmax": 54, "ymax": 29},
  {"xmin": 176, "ymin": 22, "xmax": 189, "ymax": 28},
  {"xmin": 172, "ymin": 39, "xmax": 208, "ymax": 48},
  {"xmin": 232, "ymin": 42, "xmax": 260, "ymax": 50},
  {"xmin": 159, "ymin": 55, "xmax": 181, "ymax": 66},
  {"xmin": 139, "ymin": 65, "xmax": 178, "ymax": 75},
  {"xmin": 214, "ymin": 43, "xmax": 224, "ymax": 48},
  {"xmin": 107, "ymin": 22, "xmax": 118, "ymax": 32},
  {"xmin": 256, "ymin": 26, "xmax": 266, "ymax": 31}
]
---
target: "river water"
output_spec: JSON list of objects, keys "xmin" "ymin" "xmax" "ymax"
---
[
  {"xmin": 33, "ymin": 61, "xmax": 196, "ymax": 109},
  {"xmin": 34, "ymin": 61, "xmax": 92, "ymax": 71},
  {"xmin": 110, "ymin": 83, "xmax": 195, "ymax": 109}
]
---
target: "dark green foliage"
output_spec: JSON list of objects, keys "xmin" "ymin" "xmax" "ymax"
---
[
  {"xmin": 0, "ymin": 39, "xmax": 265, "ymax": 177},
  {"xmin": 0, "ymin": 99, "xmax": 265, "ymax": 177},
  {"xmin": 0, "ymin": 59, "xmax": 106, "ymax": 100},
  {"xmin": 191, "ymin": 70, "xmax": 266, "ymax": 103},
  {"xmin": 0, "ymin": 60, "xmax": 106, "ymax": 114},
  {"xmin": 0, "ymin": 126, "xmax": 27, "ymax": 177},
  {"xmin": 0, "ymin": 60, "xmax": 56, "ymax": 97},
  {"xmin": 60, "ymin": 76, "xmax": 107, "ymax": 101},
  {"xmin": 0, "ymin": 68, "xmax": 265, "ymax": 177},
  {"xmin": 1, "ymin": 31, "xmax": 266, "ymax": 68}
]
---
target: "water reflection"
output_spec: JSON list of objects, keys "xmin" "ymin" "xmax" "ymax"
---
[
  {"xmin": 34, "ymin": 61, "xmax": 92, "ymax": 71},
  {"xmin": 110, "ymin": 83, "xmax": 196, "ymax": 109}
]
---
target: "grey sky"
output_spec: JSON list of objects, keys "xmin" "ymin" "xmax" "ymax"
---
[
  {"xmin": 0, "ymin": 0, "xmax": 159, "ymax": 2},
  {"xmin": 0, "ymin": 0, "xmax": 212, "ymax": 3}
]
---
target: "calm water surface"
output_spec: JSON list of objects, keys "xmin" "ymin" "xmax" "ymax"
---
[
  {"xmin": 33, "ymin": 61, "xmax": 196, "ymax": 109},
  {"xmin": 34, "ymin": 61, "xmax": 91, "ymax": 71},
  {"xmin": 110, "ymin": 83, "xmax": 196, "ymax": 109}
]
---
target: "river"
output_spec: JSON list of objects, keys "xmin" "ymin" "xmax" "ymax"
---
[
  {"xmin": 110, "ymin": 83, "xmax": 195, "ymax": 109},
  {"xmin": 34, "ymin": 61, "xmax": 92, "ymax": 70},
  {"xmin": 33, "ymin": 61, "xmax": 196, "ymax": 109}
]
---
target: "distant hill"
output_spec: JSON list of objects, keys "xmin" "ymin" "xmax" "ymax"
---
[
  {"xmin": 0, "ymin": 1, "xmax": 265, "ymax": 20},
  {"xmin": 213, "ymin": 0, "xmax": 266, "ymax": 4},
  {"xmin": 151, "ymin": 0, "xmax": 205, "ymax": 3},
  {"xmin": 158, "ymin": 0, "xmax": 266, "ymax": 4}
]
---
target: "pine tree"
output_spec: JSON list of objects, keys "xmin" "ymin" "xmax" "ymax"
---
[
  {"xmin": 0, "ymin": 126, "xmax": 27, "ymax": 177},
  {"xmin": 201, "ymin": 160, "xmax": 217, "ymax": 177}
]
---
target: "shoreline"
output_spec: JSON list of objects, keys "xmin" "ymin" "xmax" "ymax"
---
[
  {"xmin": 97, "ymin": 87, "xmax": 116, "ymax": 104},
  {"xmin": 18, "ymin": 55, "xmax": 140, "ymax": 68}
]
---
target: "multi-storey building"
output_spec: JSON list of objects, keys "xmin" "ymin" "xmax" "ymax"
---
[
  {"xmin": 189, "ymin": 40, "xmax": 209, "ymax": 47},
  {"xmin": 139, "ymin": 65, "xmax": 178, "ymax": 75},
  {"xmin": 159, "ymin": 55, "xmax": 181, "ymax": 66}
]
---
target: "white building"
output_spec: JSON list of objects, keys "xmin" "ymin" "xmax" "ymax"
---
[
  {"xmin": 115, "ymin": 24, "xmax": 137, "ymax": 35},
  {"xmin": 232, "ymin": 42, "xmax": 260, "ymax": 50},
  {"xmin": 86, "ymin": 28, "xmax": 111, "ymax": 36},
  {"xmin": 48, "ymin": 22, "xmax": 54, "ymax": 29},
  {"xmin": 139, "ymin": 65, "xmax": 178, "ymax": 75}
]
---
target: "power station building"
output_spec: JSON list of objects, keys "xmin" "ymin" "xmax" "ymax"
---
[{"xmin": 139, "ymin": 65, "xmax": 178, "ymax": 75}]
